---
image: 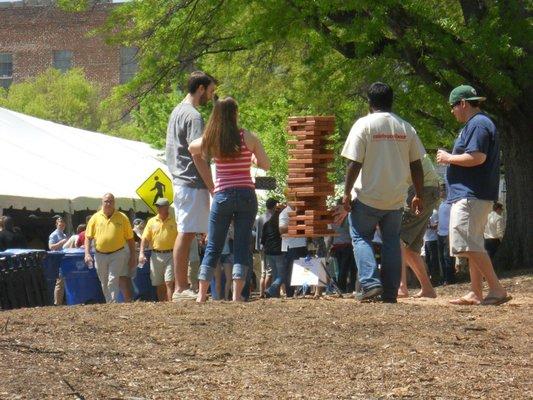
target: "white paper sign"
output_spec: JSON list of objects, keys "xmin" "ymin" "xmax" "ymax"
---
[{"xmin": 291, "ymin": 257, "xmax": 327, "ymax": 287}]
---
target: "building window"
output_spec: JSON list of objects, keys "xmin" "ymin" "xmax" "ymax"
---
[
  {"xmin": 0, "ymin": 53, "xmax": 13, "ymax": 89},
  {"xmin": 53, "ymin": 50, "xmax": 73, "ymax": 73},
  {"xmin": 120, "ymin": 47, "xmax": 138, "ymax": 84}
]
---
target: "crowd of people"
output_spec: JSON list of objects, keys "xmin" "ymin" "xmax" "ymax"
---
[{"xmin": 0, "ymin": 72, "xmax": 510, "ymax": 307}]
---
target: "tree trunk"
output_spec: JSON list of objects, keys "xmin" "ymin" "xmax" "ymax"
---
[{"xmin": 496, "ymin": 113, "xmax": 533, "ymax": 269}]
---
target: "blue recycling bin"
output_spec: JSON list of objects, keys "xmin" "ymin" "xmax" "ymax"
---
[
  {"xmin": 43, "ymin": 251, "xmax": 63, "ymax": 305},
  {"xmin": 60, "ymin": 249, "xmax": 105, "ymax": 305}
]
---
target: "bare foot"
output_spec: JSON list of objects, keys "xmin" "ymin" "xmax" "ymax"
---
[
  {"xmin": 397, "ymin": 290, "xmax": 409, "ymax": 298},
  {"xmin": 449, "ymin": 291, "xmax": 481, "ymax": 305},
  {"xmin": 196, "ymin": 294, "xmax": 207, "ymax": 303},
  {"xmin": 413, "ymin": 290, "xmax": 437, "ymax": 299}
]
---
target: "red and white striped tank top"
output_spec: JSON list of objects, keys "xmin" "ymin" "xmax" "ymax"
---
[{"xmin": 214, "ymin": 130, "xmax": 254, "ymax": 193}]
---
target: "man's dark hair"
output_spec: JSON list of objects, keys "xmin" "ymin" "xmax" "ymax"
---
[
  {"xmin": 187, "ymin": 71, "xmax": 217, "ymax": 94},
  {"xmin": 265, "ymin": 198, "xmax": 278, "ymax": 210},
  {"xmin": 466, "ymin": 100, "xmax": 480, "ymax": 108},
  {"xmin": 493, "ymin": 202, "xmax": 503, "ymax": 211},
  {"xmin": 367, "ymin": 82, "xmax": 393, "ymax": 111}
]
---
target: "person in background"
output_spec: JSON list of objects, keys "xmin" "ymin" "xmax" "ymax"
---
[
  {"xmin": 49, "ymin": 216, "xmax": 68, "ymax": 251},
  {"xmin": 484, "ymin": 202, "xmax": 504, "ymax": 262},
  {"xmin": 189, "ymin": 96, "xmax": 270, "ymax": 302},
  {"xmin": 84, "ymin": 193, "xmax": 136, "ymax": 303},
  {"xmin": 437, "ymin": 186, "xmax": 455, "ymax": 285},
  {"xmin": 0, "ymin": 217, "xmax": 27, "ymax": 251},
  {"xmin": 133, "ymin": 219, "xmax": 145, "ymax": 243},
  {"xmin": 188, "ymin": 235, "xmax": 201, "ymax": 292},
  {"xmin": 437, "ymin": 85, "xmax": 509, "ymax": 305},
  {"xmin": 341, "ymin": 82, "xmax": 424, "ymax": 303},
  {"xmin": 49, "ymin": 216, "xmax": 68, "ymax": 305},
  {"xmin": 397, "ymin": 149, "xmax": 440, "ymax": 299},
  {"xmin": 328, "ymin": 199, "xmax": 357, "ymax": 294},
  {"xmin": 166, "ymin": 71, "xmax": 218, "ymax": 301},
  {"xmin": 139, "ymin": 198, "xmax": 177, "ymax": 301},
  {"xmin": 76, "ymin": 215, "xmax": 92, "ymax": 248},
  {"xmin": 423, "ymin": 210, "xmax": 440, "ymax": 283},
  {"xmin": 259, "ymin": 198, "xmax": 284, "ymax": 298},
  {"xmin": 63, "ymin": 224, "xmax": 86, "ymax": 249},
  {"xmin": 220, "ymin": 223, "xmax": 235, "ymax": 300}
]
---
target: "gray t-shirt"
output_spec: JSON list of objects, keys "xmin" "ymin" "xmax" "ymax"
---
[{"xmin": 165, "ymin": 102, "xmax": 206, "ymax": 188}]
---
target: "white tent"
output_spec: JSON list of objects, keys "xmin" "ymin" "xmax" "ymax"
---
[{"xmin": 0, "ymin": 107, "xmax": 169, "ymax": 213}]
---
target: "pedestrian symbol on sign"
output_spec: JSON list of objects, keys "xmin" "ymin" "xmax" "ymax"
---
[
  {"xmin": 136, "ymin": 168, "xmax": 173, "ymax": 214},
  {"xmin": 150, "ymin": 176, "xmax": 166, "ymax": 205}
]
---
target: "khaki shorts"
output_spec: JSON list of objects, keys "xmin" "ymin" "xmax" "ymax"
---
[
  {"xmin": 400, "ymin": 186, "xmax": 440, "ymax": 252},
  {"xmin": 174, "ymin": 186, "xmax": 210, "ymax": 233},
  {"xmin": 260, "ymin": 254, "xmax": 273, "ymax": 278},
  {"xmin": 150, "ymin": 252, "xmax": 174, "ymax": 286},
  {"xmin": 449, "ymin": 198, "xmax": 492, "ymax": 256}
]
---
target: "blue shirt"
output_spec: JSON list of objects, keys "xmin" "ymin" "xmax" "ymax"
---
[
  {"xmin": 437, "ymin": 202, "xmax": 451, "ymax": 236},
  {"xmin": 423, "ymin": 209, "xmax": 439, "ymax": 242},
  {"xmin": 48, "ymin": 229, "xmax": 67, "ymax": 249},
  {"xmin": 446, "ymin": 113, "xmax": 500, "ymax": 202}
]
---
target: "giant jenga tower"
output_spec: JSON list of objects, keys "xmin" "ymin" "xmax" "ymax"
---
[{"xmin": 286, "ymin": 116, "xmax": 336, "ymax": 237}]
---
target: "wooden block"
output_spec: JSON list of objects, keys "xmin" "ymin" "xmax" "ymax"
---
[
  {"xmin": 289, "ymin": 167, "xmax": 332, "ymax": 173},
  {"xmin": 287, "ymin": 139, "xmax": 332, "ymax": 146},
  {"xmin": 291, "ymin": 191, "xmax": 332, "ymax": 197},
  {"xmin": 287, "ymin": 177, "xmax": 315, "ymax": 184}
]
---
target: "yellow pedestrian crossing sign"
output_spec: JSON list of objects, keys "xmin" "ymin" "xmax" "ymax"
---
[{"xmin": 136, "ymin": 168, "xmax": 173, "ymax": 214}]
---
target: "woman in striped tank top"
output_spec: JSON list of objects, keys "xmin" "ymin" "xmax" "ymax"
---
[{"xmin": 189, "ymin": 97, "xmax": 270, "ymax": 302}]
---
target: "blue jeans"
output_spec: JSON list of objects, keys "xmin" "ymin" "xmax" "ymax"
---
[
  {"xmin": 198, "ymin": 188, "xmax": 258, "ymax": 282},
  {"xmin": 348, "ymin": 200, "xmax": 403, "ymax": 300},
  {"xmin": 437, "ymin": 235, "xmax": 455, "ymax": 284},
  {"xmin": 265, "ymin": 254, "xmax": 285, "ymax": 284},
  {"xmin": 266, "ymin": 246, "xmax": 308, "ymax": 297}
]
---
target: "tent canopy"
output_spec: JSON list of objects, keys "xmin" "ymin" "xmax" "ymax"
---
[{"xmin": 0, "ymin": 107, "xmax": 169, "ymax": 213}]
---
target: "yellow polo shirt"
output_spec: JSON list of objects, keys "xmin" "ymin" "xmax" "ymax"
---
[
  {"xmin": 86, "ymin": 210, "xmax": 134, "ymax": 253},
  {"xmin": 142, "ymin": 215, "xmax": 177, "ymax": 251}
]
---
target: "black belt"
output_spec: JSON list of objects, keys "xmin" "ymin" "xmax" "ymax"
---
[
  {"xmin": 153, "ymin": 249, "xmax": 173, "ymax": 253},
  {"xmin": 96, "ymin": 248, "xmax": 123, "ymax": 255}
]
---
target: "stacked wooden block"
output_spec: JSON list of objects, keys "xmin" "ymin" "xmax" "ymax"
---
[{"xmin": 286, "ymin": 116, "xmax": 336, "ymax": 237}]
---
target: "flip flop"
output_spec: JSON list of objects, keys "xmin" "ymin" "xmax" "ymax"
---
[
  {"xmin": 481, "ymin": 295, "xmax": 512, "ymax": 306},
  {"xmin": 449, "ymin": 297, "xmax": 480, "ymax": 306}
]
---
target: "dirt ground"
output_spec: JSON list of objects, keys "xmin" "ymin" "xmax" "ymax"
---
[{"xmin": 0, "ymin": 273, "xmax": 531, "ymax": 400}]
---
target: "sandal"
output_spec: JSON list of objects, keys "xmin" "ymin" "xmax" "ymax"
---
[{"xmin": 481, "ymin": 295, "xmax": 512, "ymax": 306}]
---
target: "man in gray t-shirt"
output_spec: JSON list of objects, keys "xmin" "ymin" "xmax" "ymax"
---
[
  {"xmin": 166, "ymin": 102, "xmax": 206, "ymax": 188},
  {"xmin": 165, "ymin": 71, "xmax": 217, "ymax": 301}
]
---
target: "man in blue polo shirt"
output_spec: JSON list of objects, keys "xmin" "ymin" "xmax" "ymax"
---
[{"xmin": 437, "ymin": 85, "xmax": 509, "ymax": 306}]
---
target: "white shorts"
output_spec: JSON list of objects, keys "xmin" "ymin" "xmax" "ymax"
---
[
  {"xmin": 150, "ymin": 252, "xmax": 174, "ymax": 286},
  {"xmin": 449, "ymin": 198, "xmax": 492, "ymax": 256},
  {"xmin": 173, "ymin": 185, "xmax": 210, "ymax": 233}
]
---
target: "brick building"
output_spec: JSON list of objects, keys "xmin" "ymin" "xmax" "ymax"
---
[{"xmin": 0, "ymin": 0, "xmax": 136, "ymax": 93}]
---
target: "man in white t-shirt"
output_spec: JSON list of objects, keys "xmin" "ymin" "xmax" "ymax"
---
[{"xmin": 341, "ymin": 82, "xmax": 424, "ymax": 302}]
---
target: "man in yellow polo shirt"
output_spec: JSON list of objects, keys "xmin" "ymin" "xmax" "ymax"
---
[
  {"xmin": 139, "ymin": 198, "xmax": 177, "ymax": 301},
  {"xmin": 84, "ymin": 193, "xmax": 136, "ymax": 303}
]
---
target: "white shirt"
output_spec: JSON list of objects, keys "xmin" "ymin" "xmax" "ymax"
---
[
  {"xmin": 341, "ymin": 112, "xmax": 422, "ymax": 210},
  {"xmin": 484, "ymin": 211, "xmax": 504, "ymax": 239},
  {"xmin": 279, "ymin": 206, "xmax": 307, "ymax": 252}
]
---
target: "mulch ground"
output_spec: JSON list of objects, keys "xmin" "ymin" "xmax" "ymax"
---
[{"xmin": 0, "ymin": 273, "xmax": 531, "ymax": 400}]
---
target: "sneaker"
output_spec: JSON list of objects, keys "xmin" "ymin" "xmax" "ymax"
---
[
  {"xmin": 172, "ymin": 289, "xmax": 198, "ymax": 302},
  {"xmin": 355, "ymin": 286, "xmax": 383, "ymax": 302}
]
